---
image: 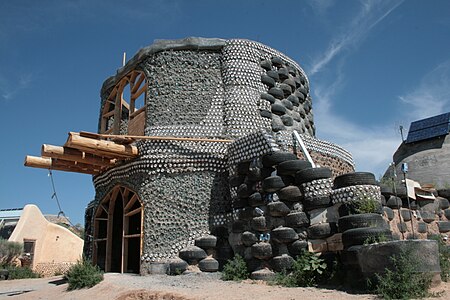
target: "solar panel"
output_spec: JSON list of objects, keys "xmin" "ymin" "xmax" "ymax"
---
[{"xmin": 406, "ymin": 112, "xmax": 450, "ymax": 143}]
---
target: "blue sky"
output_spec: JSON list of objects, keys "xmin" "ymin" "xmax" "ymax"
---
[{"xmin": 1, "ymin": 0, "xmax": 450, "ymax": 225}]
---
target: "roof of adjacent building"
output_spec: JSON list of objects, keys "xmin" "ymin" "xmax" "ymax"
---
[{"xmin": 0, "ymin": 208, "xmax": 23, "ymax": 220}]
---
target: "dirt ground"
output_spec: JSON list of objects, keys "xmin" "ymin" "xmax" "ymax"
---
[{"xmin": 0, "ymin": 273, "xmax": 449, "ymax": 300}]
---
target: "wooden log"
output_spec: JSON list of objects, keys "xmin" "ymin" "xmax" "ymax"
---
[
  {"xmin": 41, "ymin": 144, "xmax": 114, "ymax": 167},
  {"xmin": 24, "ymin": 155, "xmax": 98, "ymax": 175},
  {"xmin": 65, "ymin": 132, "xmax": 139, "ymax": 158}
]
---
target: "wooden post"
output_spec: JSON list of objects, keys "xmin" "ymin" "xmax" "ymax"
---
[{"xmin": 41, "ymin": 144, "xmax": 114, "ymax": 167}]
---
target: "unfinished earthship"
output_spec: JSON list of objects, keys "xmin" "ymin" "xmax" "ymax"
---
[{"xmin": 25, "ymin": 37, "xmax": 445, "ymax": 283}]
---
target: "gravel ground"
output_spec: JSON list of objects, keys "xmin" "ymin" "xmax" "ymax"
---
[{"xmin": 0, "ymin": 273, "xmax": 448, "ymax": 300}]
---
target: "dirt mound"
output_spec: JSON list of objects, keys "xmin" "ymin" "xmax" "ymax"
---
[{"xmin": 115, "ymin": 289, "xmax": 194, "ymax": 300}]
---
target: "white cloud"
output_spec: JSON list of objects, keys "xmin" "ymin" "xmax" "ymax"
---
[
  {"xmin": 306, "ymin": 0, "xmax": 336, "ymax": 15},
  {"xmin": 0, "ymin": 72, "xmax": 34, "ymax": 102},
  {"xmin": 399, "ymin": 60, "xmax": 450, "ymax": 120},
  {"xmin": 309, "ymin": 0, "xmax": 404, "ymax": 76}
]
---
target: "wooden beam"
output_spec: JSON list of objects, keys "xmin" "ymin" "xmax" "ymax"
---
[
  {"xmin": 125, "ymin": 207, "xmax": 141, "ymax": 217},
  {"xmin": 65, "ymin": 132, "xmax": 139, "ymax": 158},
  {"xmin": 24, "ymin": 155, "xmax": 99, "ymax": 175},
  {"xmin": 41, "ymin": 144, "xmax": 114, "ymax": 167},
  {"xmin": 131, "ymin": 73, "xmax": 145, "ymax": 94}
]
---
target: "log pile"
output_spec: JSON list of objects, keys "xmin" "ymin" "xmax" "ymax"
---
[{"xmin": 24, "ymin": 132, "xmax": 139, "ymax": 175}]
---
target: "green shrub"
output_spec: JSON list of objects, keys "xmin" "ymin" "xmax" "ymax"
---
[
  {"xmin": 221, "ymin": 254, "xmax": 249, "ymax": 281},
  {"xmin": 429, "ymin": 235, "xmax": 450, "ymax": 282},
  {"xmin": 5, "ymin": 265, "xmax": 40, "ymax": 279},
  {"xmin": 274, "ymin": 250, "xmax": 327, "ymax": 287},
  {"xmin": 363, "ymin": 234, "xmax": 388, "ymax": 245},
  {"xmin": 0, "ymin": 239, "xmax": 23, "ymax": 266},
  {"xmin": 64, "ymin": 258, "xmax": 103, "ymax": 290},
  {"xmin": 373, "ymin": 250, "xmax": 432, "ymax": 299}
]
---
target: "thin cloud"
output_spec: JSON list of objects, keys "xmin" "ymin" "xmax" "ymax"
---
[
  {"xmin": 309, "ymin": 0, "xmax": 404, "ymax": 76},
  {"xmin": 399, "ymin": 60, "xmax": 450, "ymax": 120},
  {"xmin": 0, "ymin": 72, "xmax": 34, "ymax": 102},
  {"xmin": 306, "ymin": 0, "xmax": 336, "ymax": 15}
]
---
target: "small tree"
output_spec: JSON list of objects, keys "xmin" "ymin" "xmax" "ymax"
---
[
  {"xmin": 0, "ymin": 239, "xmax": 22, "ymax": 266},
  {"xmin": 64, "ymin": 258, "xmax": 103, "ymax": 290}
]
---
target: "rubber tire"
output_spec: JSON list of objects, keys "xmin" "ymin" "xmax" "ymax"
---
[
  {"xmin": 251, "ymin": 242, "xmax": 272, "ymax": 260},
  {"xmin": 438, "ymin": 221, "xmax": 450, "ymax": 233},
  {"xmin": 241, "ymin": 231, "xmax": 258, "ymax": 247},
  {"xmin": 261, "ymin": 92, "xmax": 276, "ymax": 104},
  {"xmin": 276, "ymin": 185, "xmax": 302, "ymax": 202},
  {"xmin": 267, "ymin": 201, "xmax": 290, "ymax": 217},
  {"xmin": 303, "ymin": 195, "xmax": 331, "ymax": 211},
  {"xmin": 262, "ymin": 152, "xmax": 297, "ymax": 168},
  {"xmin": 338, "ymin": 213, "xmax": 387, "ymax": 233},
  {"xmin": 262, "ymin": 176, "xmax": 286, "ymax": 193},
  {"xmin": 277, "ymin": 160, "xmax": 311, "ymax": 176},
  {"xmin": 268, "ymin": 87, "xmax": 284, "ymax": 99},
  {"xmin": 386, "ymin": 195, "xmax": 402, "ymax": 209},
  {"xmin": 194, "ymin": 235, "xmax": 217, "ymax": 249},
  {"xmin": 287, "ymin": 240, "xmax": 308, "ymax": 257},
  {"xmin": 251, "ymin": 216, "xmax": 271, "ymax": 232},
  {"xmin": 271, "ymin": 226, "xmax": 299, "ymax": 244},
  {"xmin": 261, "ymin": 74, "xmax": 275, "ymax": 87},
  {"xmin": 168, "ymin": 258, "xmax": 189, "ymax": 275},
  {"xmin": 198, "ymin": 257, "xmax": 219, "ymax": 272},
  {"xmin": 285, "ymin": 212, "xmax": 309, "ymax": 228},
  {"xmin": 333, "ymin": 172, "xmax": 377, "ymax": 189},
  {"xmin": 307, "ymin": 223, "xmax": 335, "ymax": 239},
  {"xmin": 271, "ymin": 255, "xmax": 294, "ymax": 272},
  {"xmin": 271, "ymin": 102, "xmax": 287, "ymax": 115},
  {"xmin": 295, "ymin": 167, "xmax": 332, "ymax": 185},
  {"xmin": 178, "ymin": 246, "xmax": 207, "ymax": 265},
  {"xmin": 342, "ymin": 228, "xmax": 393, "ymax": 249},
  {"xmin": 248, "ymin": 192, "xmax": 264, "ymax": 207}
]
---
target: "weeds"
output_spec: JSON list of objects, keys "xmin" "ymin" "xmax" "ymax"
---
[
  {"xmin": 363, "ymin": 234, "xmax": 388, "ymax": 245},
  {"xmin": 274, "ymin": 250, "xmax": 327, "ymax": 287},
  {"xmin": 0, "ymin": 239, "xmax": 22, "ymax": 265},
  {"xmin": 373, "ymin": 250, "xmax": 433, "ymax": 299},
  {"xmin": 3, "ymin": 264, "xmax": 40, "ymax": 279},
  {"xmin": 429, "ymin": 235, "xmax": 450, "ymax": 282},
  {"xmin": 64, "ymin": 258, "xmax": 103, "ymax": 290},
  {"xmin": 221, "ymin": 254, "xmax": 249, "ymax": 281}
]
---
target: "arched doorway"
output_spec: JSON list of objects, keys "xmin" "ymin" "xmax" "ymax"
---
[{"xmin": 93, "ymin": 186, "xmax": 143, "ymax": 273}]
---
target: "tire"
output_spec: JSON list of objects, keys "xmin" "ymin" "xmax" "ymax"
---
[
  {"xmin": 277, "ymin": 67, "xmax": 289, "ymax": 80},
  {"xmin": 271, "ymin": 226, "xmax": 299, "ymax": 244},
  {"xmin": 383, "ymin": 206, "xmax": 395, "ymax": 221},
  {"xmin": 283, "ymin": 78, "xmax": 296, "ymax": 90},
  {"xmin": 277, "ymin": 160, "xmax": 311, "ymax": 176},
  {"xmin": 232, "ymin": 220, "xmax": 247, "ymax": 233},
  {"xmin": 438, "ymin": 189, "xmax": 450, "ymax": 199},
  {"xmin": 251, "ymin": 242, "xmax": 272, "ymax": 259},
  {"xmin": 295, "ymin": 167, "xmax": 332, "ymax": 185},
  {"xmin": 261, "ymin": 74, "xmax": 275, "ymax": 87},
  {"xmin": 250, "ymin": 268, "xmax": 276, "ymax": 281},
  {"xmin": 266, "ymin": 70, "xmax": 280, "ymax": 81},
  {"xmin": 262, "ymin": 152, "xmax": 297, "ymax": 168},
  {"xmin": 178, "ymin": 246, "xmax": 207, "ymax": 265},
  {"xmin": 242, "ymin": 231, "xmax": 258, "ymax": 247},
  {"xmin": 261, "ymin": 92, "xmax": 276, "ymax": 104},
  {"xmin": 276, "ymin": 185, "xmax": 302, "ymax": 202},
  {"xmin": 303, "ymin": 195, "xmax": 331, "ymax": 211},
  {"xmin": 285, "ymin": 212, "xmax": 309, "ymax": 228},
  {"xmin": 342, "ymin": 228, "xmax": 392, "ymax": 248},
  {"xmin": 229, "ymin": 175, "xmax": 245, "ymax": 187},
  {"xmin": 259, "ymin": 109, "xmax": 272, "ymax": 119},
  {"xmin": 281, "ymin": 115, "xmax": 293, "ymax": 126},
  {"xmin": 194, "ymin": 235, "xmax": 217, "ymax": 249},
  {"xmin": 168, "ymin": 258, "xmax": 188, "ymax": 275},
  {"xmin": 418, "ymin": 222, "xmax": 427, "ymax": 233},
  {"xmin": 268, "ymin": 87, "xmax": 284, "ymax": 99},
  {"xmin": 248, "ymin": 192, "xmax": 264, "ymax": 207},
  {"xmin": 445, "ymin": 208, "xmax": 450, "ymax": 220},
  {"xmin": 251, "ymin": 216, "xmax": 271, "ymax": 232},
  {"xmin": 287, "ymin": 240, "xmax": 308, "ymax": 257},
  {"xmin": 400, "ymin": 209, "xmax": 412, "ymax": 222},
  {"xmin": 271, "ymin": 57, "xmax": 284, "ymax": 67},
  {"xmin": 338, "ymin": 213, "xmax": 387, "ymax": 233},
  {"xmin": 279, "ymin": 83, "xmax": 292, "ymax": 96},
  {"xmin": 271, "ymin": 102, "xmax": 287, "ymax": 115},
  {"xmin": 307, "ymin": 223, "xmax": 335, "ymax": 239},
  {"xmin": 438, "ymin": 197, "xmax": 450, "ymax": 209},
  {"xmin": 271, "ymin": 255, "xmax": 294, "ymax": 272},
  {"xmin": 262, "ymin": 176, "xmax": 286, "ymax": 193},
  {"xmin": 237, "ymin": 183, "xmax": 253, "ymax": 198},
  {"xmin": 287, "ymin": 95, "xmax": 300, "ymax": 106},
  {"xmin": 267, "ymin": 201, "xmax": 290, "ymax": 217},
  {"xmin": 386, "ymin": 195, "xmax": 402, "ymax": 209},
  {"xmin": 333, "ymin": 172, "xmax": 377, "ymax": 189},
  {"xmin": 198, "ymin": 257, "xmax": 219, "ymax": 272},
  {"xmin": 260, "ymin": 59, "xmax": 272, "ymax": 70},
  {"xmin": 380, "ymin": 185, "xmax": 394, "ymax": 196}
]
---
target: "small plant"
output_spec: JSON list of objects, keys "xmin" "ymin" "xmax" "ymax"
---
[
  {"xmin": 221, "ymin": 254, "xmax": 249, "ymax": 281},
  {"xmin": 274, "ymin": 250, "xmax": 327, "ymax": 287},
  {"xmin": 363, "ymin": 234, "xmax": 388, "ymax": 245},
  {"xmin": 373, "ymin": 250, "xmax": 433, "ymax": 299},
  {"xmin": 4, "ymin": 265, "xmax": 40, "ymax": 279},
  {"xmin": 64, "ymin": 258, "xmax": 103, "ymax": 290},
  {"xmin": 0, "ymin": 239, "xmax": 23, "ymax": 266},
  {"xmin": 429, "ymin": 235, "xmax": 450, "ymax": 282}
]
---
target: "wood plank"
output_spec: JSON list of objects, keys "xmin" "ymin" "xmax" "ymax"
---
[
  {"xmin": 124, "ymin": 207, "xmax": 141, "ymax": 217},
  {"xmin": 124, "ymin": 194, "xmax": 137, "ymax": 212},
  {"xmin": 65, "ymin": 133, "xmax": 139, "ymax": 158},
  {"xmin": 130, "ymin": 106, "xmax": 146, "ymax": 118},
  {"xmin": 131, "ymin": 84, "xmax": 146, "ymax": 100},
  {"xmin": 124, "ymin": 234, "xmax": 141, "ymax": 238},
  {"xmin": 128, "ymin": 111, "xmax": 145, "ymax": 136},
  {"xmin": 131, "ymin": 73, "xmax": 145, "ymax": 94},
  {"xmin": 95, "ymin": 218, "xmax": 108, "ymax": 221},
  {"xmin": 41, "ymin": 144, "xmax": 114, "ymax": 167}
]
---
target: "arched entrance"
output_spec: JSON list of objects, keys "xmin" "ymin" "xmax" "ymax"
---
[{"xmin": 93, "ymin": 186, "xmax": 143, "ymax": 273}]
